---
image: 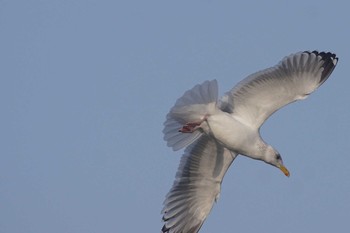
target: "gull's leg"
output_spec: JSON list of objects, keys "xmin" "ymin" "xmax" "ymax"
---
[
  {"xmin": 178, "ymin": 115, "xmax": 208, "ymax": 133},
  {"xmin": 178, "ymin": 122, "xmax": 201, "ymax": 133}
]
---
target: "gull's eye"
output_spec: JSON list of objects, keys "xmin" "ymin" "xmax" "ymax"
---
[{"xmin": 276, "ymin": 154, "xmax": 281, "ymax": 160}]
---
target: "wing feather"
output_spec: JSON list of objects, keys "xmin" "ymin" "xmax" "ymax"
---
[
  {"xmin": 220, "ymin": 51, "xmax": 338, "ymax": 128},
  {"xmin": 161, "ymin": 136, "xmax": 237, "ymax": 233}
]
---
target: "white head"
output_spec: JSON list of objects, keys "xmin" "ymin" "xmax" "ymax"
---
[{"xmin": 263, "ymin": 145, "xmax": 290, "ymax": 177}]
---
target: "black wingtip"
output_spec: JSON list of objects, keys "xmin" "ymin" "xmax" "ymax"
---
[
  {"xmin": 303, "ymin": 50, "xmax": 338, "ymax": 85},
  {"xmin": 161, "ymin": 224, "xmax": 169, "ymax": 233}
]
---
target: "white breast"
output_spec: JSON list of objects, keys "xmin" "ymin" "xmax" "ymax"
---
[{"xmin": 202, "ymin": 112, "xmax": 262, "ymax": 157}]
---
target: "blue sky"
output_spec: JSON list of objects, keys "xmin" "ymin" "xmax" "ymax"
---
[{"xmin": 2, "ymin": 1, "xmax": 350, "ymax": 232}]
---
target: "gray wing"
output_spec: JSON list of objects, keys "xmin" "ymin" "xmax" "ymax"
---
[
  {"xmin": 220, "ymin": 51, "xmax": 338, "ymax": 129},
  {"xmin": 161, "ymin": 135, "xmax": 237, "ymax": 233}
]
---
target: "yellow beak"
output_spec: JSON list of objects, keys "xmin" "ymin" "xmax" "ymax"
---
[{"xmin": 279, "ymin": 165, "xmax": 290, "ymax": 177}]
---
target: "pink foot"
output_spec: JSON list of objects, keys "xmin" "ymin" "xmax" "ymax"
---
[
  {"xmin": 178, "ymin": 115, "xmax": 208, "ymax": 133},
  {"xmin": 178, "ymin": 122, "xmax": 201, "ymax": 133}
]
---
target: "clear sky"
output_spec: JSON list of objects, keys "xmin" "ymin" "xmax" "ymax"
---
[{"xmin": 2, "ymin": 1, "xmax": 350, "ymax": 233}]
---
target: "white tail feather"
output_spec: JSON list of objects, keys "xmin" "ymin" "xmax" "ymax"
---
[{"xmin": 163, "ymin": 80, "xmax": 219, "ymax": 151}]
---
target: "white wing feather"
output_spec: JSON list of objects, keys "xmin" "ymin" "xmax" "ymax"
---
[
  {"xmin": 161, "ymin": 136, "xmax": 237, "ymax": 233},
  {"xmin": 220, "ymin": 51, "xmax": 338, "ymax": 128}
]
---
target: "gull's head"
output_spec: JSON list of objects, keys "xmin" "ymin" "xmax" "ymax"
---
[{"xmin": 264, "ymin": 146, "xmax": 290, "ymax": 177}]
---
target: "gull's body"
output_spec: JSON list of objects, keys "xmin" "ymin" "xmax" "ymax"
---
[
  {"xmin": 161, "ymin": 51, "xmax": 338, "ymax": 233},
  {"xmin": 203, "ymin": 113, "xmax": 262, "ymax": 157}
]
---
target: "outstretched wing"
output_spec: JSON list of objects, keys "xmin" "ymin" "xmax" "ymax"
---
[
  {"xmin": 220, "ymin": 51, "xmax": 338, "ymax": 129},
  {"xmin": 161, "ymin": 135, "xmax": 237, "ymax": 233}
]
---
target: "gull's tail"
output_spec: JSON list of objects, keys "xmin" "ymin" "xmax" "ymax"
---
[{"xmin": 163, "ymin": 80, "xmax": 218, "ymax": 151}]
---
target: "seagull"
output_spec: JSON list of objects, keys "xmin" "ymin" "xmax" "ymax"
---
[{"xmin": 161, "ymin": 51, "xmax": 338, "ymax": 233}]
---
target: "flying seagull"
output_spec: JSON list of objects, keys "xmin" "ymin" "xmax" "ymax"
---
[{"xmin": 161, "ymin": 51, "xmax": 338, "ymax": 233}]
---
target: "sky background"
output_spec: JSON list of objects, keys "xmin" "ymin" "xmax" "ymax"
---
[{"xmin": 1, "ymin": 1, "xmax": 350, "ymax": 233}]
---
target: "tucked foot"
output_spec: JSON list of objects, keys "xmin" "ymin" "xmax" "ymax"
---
[
  {"xmin": 178, "ymin": 122, "xmax": 201, "ymax": 133},
  {"xmin": 178, "ymin": 115, "xmax": 208, "ymax": 133}
]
